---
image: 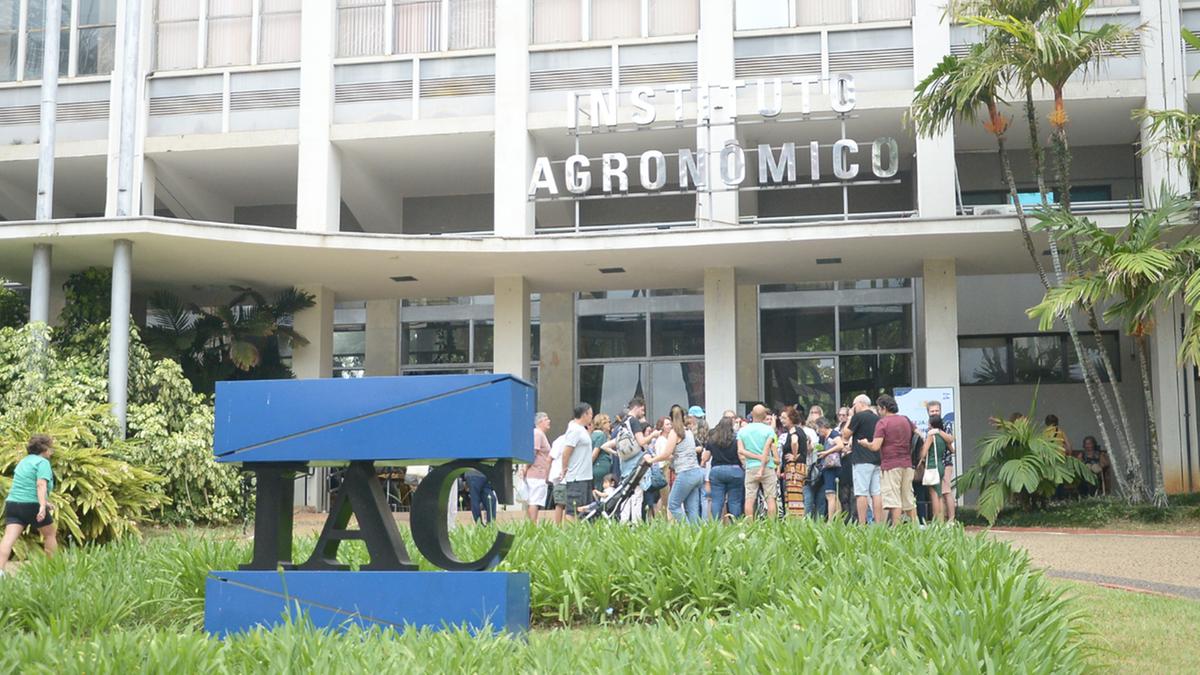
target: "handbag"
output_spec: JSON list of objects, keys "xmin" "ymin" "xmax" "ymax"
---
[
  {"xmin": 648, "ymin": 462, "xmax": 668, "ymax": 491},
  {"xmin": 921, "ymin": 434, "xmax": 941, "ymax": 486}
]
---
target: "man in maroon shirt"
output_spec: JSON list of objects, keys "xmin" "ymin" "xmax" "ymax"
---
[{"xmin": 858, "ymin": 394, "xmax": 916, "ymax": 526}]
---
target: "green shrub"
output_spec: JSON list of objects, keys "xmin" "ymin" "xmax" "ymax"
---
[
  {"xmin": 0, "ymin": 324, "xmax": 243, "ymax": 526},
  {"xmin": 959, "ymin": 413, "xmax": 1095, "ymax": 524},
  {"xmin": 0, "ymin": 281, "xmax": 25, "ymax": 329},
  {"xmin": 0, "ymin": 523, "xmax": 1095, "ymax": 672},
  {"xmin": 0, "ymin": 405, "xmax": 167, "ymax": 546}
]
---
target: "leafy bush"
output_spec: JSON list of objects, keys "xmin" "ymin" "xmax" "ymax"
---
[
  {"xmin": 0, "ymin": 281, "xmax": 26, "ymax": 329},
  {"xmin": 0, "ymin": 406, "xmax": 167, "ymax": 546},
  {"xmin": 959, "ymin": 413, "xmax": 1096, "ymax": 524},
  {"xmin": 0, "ymin": 324, "xmax": 243, "ymax": 526},
  {"xmin": 0, "ymin": 523, "xmax": 1095, "ymax": 671},
  {"xmin": 958, "ymin": 493, "xmax": 1200, "ymax": 529},
  {"xmin": 124, "ymin": 360, "xmax": 244, "ymax": 525}
]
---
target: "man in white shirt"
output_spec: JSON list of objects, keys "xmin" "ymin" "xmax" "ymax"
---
[{"xmin": 556, "ymin": 402, "xmax": 595, "ymax": 522}]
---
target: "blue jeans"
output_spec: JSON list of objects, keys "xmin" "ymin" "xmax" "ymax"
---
[
  {"xmin": 804, "ymin": 477, "xmax": 826, "ymax": 520},
  {"xmin": 708, "ymin": 464, "xmax": 745, "ymax": 519},
  {"xmin": 465, "ymin": 473, "xmax": 496, "ymax": 524},
  {"xmin": 668, "ymin": 467, "xmax": 704, "ymax": 523}
]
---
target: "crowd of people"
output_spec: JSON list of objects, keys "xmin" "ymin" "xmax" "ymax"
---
[{"xmin": 517, "ymin": 395, "xmax": 961, "ymax": 526}]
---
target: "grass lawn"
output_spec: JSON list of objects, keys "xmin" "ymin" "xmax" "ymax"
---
[
  {"xmin": 1062, "ymin": 581, "xmax": 1200, "ymax": 674},
  {"xmin": 0, "ymin": 521, "xmax": 1103, "ymax": 671}
]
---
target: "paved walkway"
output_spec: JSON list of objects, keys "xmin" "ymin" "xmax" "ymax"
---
[{"xmin": 988, "ymin": 528, "xmax": 1200, "ymax": 600}]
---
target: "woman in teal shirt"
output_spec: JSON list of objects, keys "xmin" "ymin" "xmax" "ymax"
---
[{"xmin": 0, "ymin": 434, "xmax": 58, "ymax": 576}]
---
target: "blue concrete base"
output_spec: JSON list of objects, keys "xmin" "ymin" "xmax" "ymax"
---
[{"xmin": 205, "ymin": 570, "xmax": 530, "ymax": 637}]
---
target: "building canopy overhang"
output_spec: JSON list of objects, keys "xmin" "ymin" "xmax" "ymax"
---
[{"xmin": 0, "ymin": 213, "xmax": 1129, "ymax": 299}]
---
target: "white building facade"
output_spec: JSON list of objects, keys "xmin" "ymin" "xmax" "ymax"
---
[{"xmin": 1, "ymin": 0, "xmax": 1198, "ymax": 494}]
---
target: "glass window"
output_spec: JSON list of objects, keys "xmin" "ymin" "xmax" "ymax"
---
[
  {"xmin": 156, "ymin": 0, "xmax": 200, "ymax": 70},
  {"xmin": 337, "ymin": 0, "xmax": 385, "ymax": 57},
  {"xmin": 1067, "ymin": 333, "xmax": 1120, "ymax": 383},
  {"xmin": 207, "ymin": 0, "xmax": 252, "ymax": 66},
  {"xmin": 736, "ymin": 0, "xmax": 789, "ymax": 30},
  {"xmin": 260, "ymin": 0, "xmax": 301, "ymax": 64},
  {"xmin": 959, "ymin": 336, "xmax": 1010, "ymax": 385},
  {"xmin": 1, "ymin": 0, "xmax": 19, "ymax": 82},
  {"xmin": 579, "ymin": 313, "xmax": 647, "ymax": 359},
  {"xmin": 860, "ymin": 0, "xmax": 914, "ymax": 22},
  {"xmin": 405, "ymin": 321, "xmax": 470, "ymax": 365},
  {"xmin": 473, "ymin": 320, "xmax": 493, "ymax": 362},
  {"xmin": 648, "ymin": 0, "xmax": 697, "ymax": 36},
  {"xmin": 796, "ymin": 0, "xmax": 851, "ymax": 26},
  {"xmin": 763, "ymin": 358, "xmax": 836, "ymax": 417},
  {"xmin": 760, "ymin": 307, "xmax": 836, "ymax": 353},
  {"xmin": 448, "ymin": 0, "xmax": 492, "ymax": 50},
  {"xmin": 532, "ymin": 0, "xmax": 580, "ymax": 44},
  {"xmin": 333, "ymin": 327, "xmax": 366, "ymax": 378},
  {"xmin": 760, "ymin": 282, "xmax": 836, "ymax": 293},
  {"xmin": 650, "ymin": 312, "xmax": 704, "ymax": 356},
  {"xmin": 1012, "ymin": 335, "xmax": 1065, "ymax": 384},
  {"xmin": 590, "ymin": 0, "xmax": 638, "ymax": 39},
  {"xmin": 76, "ymin": 0, "xmax": 116, "ymax": 75},
  {"xmin": 839, "ymin": 305, "xmax": 911, "ymax": 351},
  {"xmin": 394, "ymin": 0, "xmax": 439, "ymax": 54},
  {"xmin": 580, "ymin": 362, "xmax": 645, "ymax": 418},
  {"xmin": 647, "ymin": 361, "xmax": 704, "ymax": 421},
  {"xmin": 25, "ymin": 0, "xmax": 71, "ymax": 78},
  {"xmin": 839, "ymin": 278, "xmax": 911, "ymax": 290},
  {"xmin": 530, "ymin": 322, "xmax": 541, "ymax": 363},
  {"xmin": 839, "ymin": 354, "xmax": 912, "ymax": 402}
]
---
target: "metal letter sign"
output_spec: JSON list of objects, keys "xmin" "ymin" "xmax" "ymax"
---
[{"xmin": 204, "ymin": 374, "xmax": 534, "ymax": 636}]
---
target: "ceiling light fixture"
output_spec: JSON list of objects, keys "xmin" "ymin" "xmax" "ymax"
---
[
  {"xmin": 390, "ymin": 275, "xmax": 418, "ymax": 282},
  {"xmin": 599, "ymin": 267, "xmax": 625, "ymax": 274},
  {"xmin": 816, "ymin": 257, "xmax": 842, "ymax": 265}
]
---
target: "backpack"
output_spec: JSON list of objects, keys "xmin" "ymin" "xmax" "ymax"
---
[
  {"xmin": 615, "ymin": 420, "xmax": 642, "ymax": 461},
  {"xmin": 647, "ymin": 459, "xmax": 668, "ymax": 492}
]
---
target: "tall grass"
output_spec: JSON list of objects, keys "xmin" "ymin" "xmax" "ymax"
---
[{"xmin": 0, "ymin": 521, "xmax": 1095, "ymax": 672}]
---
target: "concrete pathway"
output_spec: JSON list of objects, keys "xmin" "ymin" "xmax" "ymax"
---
[{"xmin": 988, "ymin": 529, "xmax": 1200, "ymax": 600}]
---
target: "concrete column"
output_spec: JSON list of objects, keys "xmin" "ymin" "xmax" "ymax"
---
[
  {"xmin": 292, "ymin": 284, "xmax": 334, "ymax": 510},
  {"xmin": 141, "ymin": 157, "xmax": 157, "ymax": 216},
  {"xmin": 292, "ymin": 285, "xmax": 334, "ymax": 379},
  {"xmin": 109, "ymin": 240, "xmax": 133, "ymax": 437},
  {"xmin": 912, "ymin": 0, "xmax": 957, "ymax": 218},
  {"xmin": 364, "ymin": 299, "xmax": 400, "ymax": 376},
  {"xmin": 493, "ymin": 0, "xmax": 533, "ymax": 236},
  {"xmin": 493, "ymin": 276, "xmax": 531, "ymax": 380},
  {"xmin": 538, "ymin": 292, "xmax": 575, "ymax": 436},
  {"xmin": 696, "ymin": 0, "xmax": 738, "ymax": 228},
  {"xmin": 105, "ymin": 0, "xmax": 151, "ymax": 217},
  {"xmin": 29, "ymin": 244, "xmax": 52, "ymax": 324},
  {"xmin": 1140, "ymin": 0, "xmax": 1190, "ymax": 197},
  {"xmin": 921, "ymin": 258, "xmax": 962, "ymax": 449},
  {"xmin": 704, "ymin": 267, "xmax": 738, "ymax": 420},
  {"xmin": 296, "ymin": 1, "xmax": 341, "ymax": 232},
  {"xmin": 1150, "ymin": 298, "xmax": 1199, "ymax": 493},
  {"xmin": 735, "ymin": 283, "xmax": 759, "ymax": 408},
  {"xmin": 34, "ymin": 0, "xmax": 61, "ymax": 222}
]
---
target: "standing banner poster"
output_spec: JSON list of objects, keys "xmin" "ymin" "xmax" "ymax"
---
[{"xmin": 893, "ymin": 387, "xmax": 955, "ymax": 437}]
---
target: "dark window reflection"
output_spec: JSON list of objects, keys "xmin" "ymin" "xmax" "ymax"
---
[
  {"xmin": 579, "ymin": 314, "xmax": 647, "ymax": 359},
  {"xmin": 761, "ymin": 307, "xmax": 836, "ymax": 353}
]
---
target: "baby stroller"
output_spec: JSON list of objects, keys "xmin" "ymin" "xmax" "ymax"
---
[{"xmin": 581, "ymin": 461, "xmax": 652, "ymax": 523}]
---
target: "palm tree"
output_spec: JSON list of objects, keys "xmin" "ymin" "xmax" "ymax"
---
[
  {"xmin": 950, "ymin": 0, "xmax": 1148, "ymax": 500},
  {"xmin": 144, "ymin": 286, "xmax": 316, "ymax": 395},
  {"xmin": 1028, "ymin": 191, "xmax": 1200, "ymax": 506},
  {"xmin": 1136, "ymin": 29, "xmax": 1200, "ymax": 199}
]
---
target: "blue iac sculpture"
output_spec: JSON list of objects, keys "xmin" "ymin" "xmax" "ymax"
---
[{"xmin": 203, "ymin": 374, "xmax": 535, "ymax": 637}]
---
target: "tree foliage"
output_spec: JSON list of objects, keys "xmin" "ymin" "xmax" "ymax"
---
[{"xmin": 143, "ymin": 286, "xmax": 315, "ymax": 395}]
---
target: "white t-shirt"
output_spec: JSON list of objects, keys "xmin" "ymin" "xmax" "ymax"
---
[
  {"xmin": 548, "ymin": 434, "xmax": 566, "ymax": 484},
  {"xmin": 803, "ymin": 427, "xmax": 819, "ymax": 453},
  {"xmin": 563, "ymin": 421, "xmax": 594, "ymax": 482}
]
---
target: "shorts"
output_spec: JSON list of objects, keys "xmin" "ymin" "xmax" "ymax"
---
[
  {"xmin": 550, "ymin": 482, "xmax": 567, "ymax": 508},
  {"xmin": 822, "ymin": 467, "xmax": 839, "ymax": 494},
  {"xmin": 881, "ymin": 467, "xmax": 916, "ymax": 510},
  {"xmin": 564, "ymin": 480, "xmax": 592, "ymax": 516},
  {"xmin": 852, "ymin": 463, "xmax": 881, "ymax": 497},
  {"xmin": 4, "ymin": 501, "xmax": 53, "ymax": 529},
  {"xmin": 744, "ymin": 467, "xmax": 779, "ymax": 503},
  {"xmin": 941, "ymin": 465, "xmax": 956, "ymax": 496},
  {"xmin": 525, "ymin": 478, "xmax": 548, "ymax": 509}
]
